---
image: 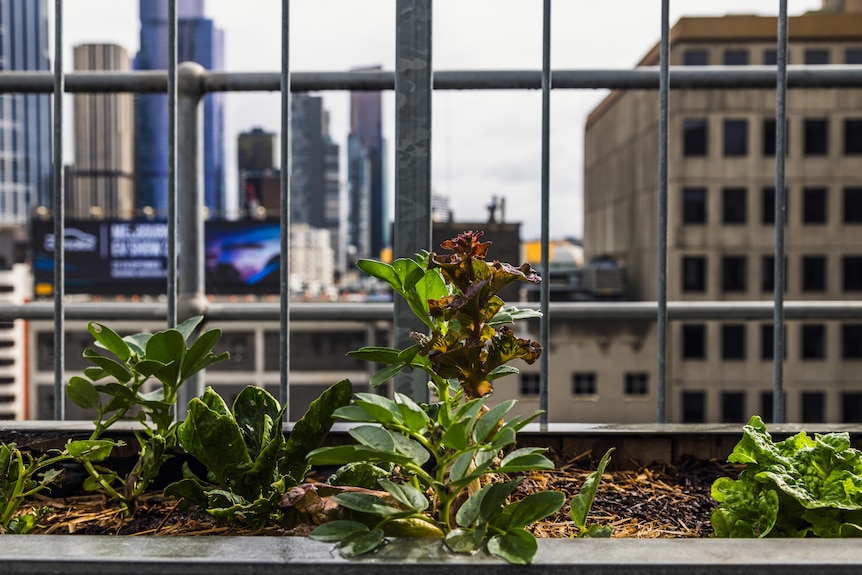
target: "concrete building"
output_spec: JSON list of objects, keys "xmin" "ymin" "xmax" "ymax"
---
[
  {"xmin": 581, "ymin": 7, "xmax": 862, "ymax": 423},
  {"xmin": 68, "ymin": 44, "xmax": 135, "ymax": 220}
]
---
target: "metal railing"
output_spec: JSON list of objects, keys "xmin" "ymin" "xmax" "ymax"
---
[{"xmin": 3, "ymin": 1, "xmax": 861, "ymax": 423}]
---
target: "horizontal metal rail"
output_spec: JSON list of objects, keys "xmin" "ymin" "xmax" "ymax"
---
[{"xmin": 1, "ymin": 66, "xmax": 861, "ymax": 93}]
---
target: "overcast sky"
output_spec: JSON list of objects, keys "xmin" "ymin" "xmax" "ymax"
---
[{"xmin": 55, "ymin": 0, "xmax": 823, "ymax": 240}]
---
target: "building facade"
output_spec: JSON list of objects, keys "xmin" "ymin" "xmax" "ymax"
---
[
  {"xmin": 0, "ymin": 0, "xmax": 52, "ymax": 223},
  {"xmin": 582, "ymin": 9, "xmax": 862, "ymax": 423},
  {"xmin": 68, "ymin": 43, "xmax": 135, "ymax": 220}
]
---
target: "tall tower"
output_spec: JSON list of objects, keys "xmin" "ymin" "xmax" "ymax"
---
[
  {"xmin": 69, "ymin": 44, "xmax": 135, "ymax": 220},
  {"xmin": 0, "ymin": 0, "xmax": 52, "ymax": 223},
  {"xmin": 347, "ymin": 66, "xmax": 388, "ymax": 261},
  {"xmin": 135, "ymin": 0, "xmax": 225, "ymax": 219}
]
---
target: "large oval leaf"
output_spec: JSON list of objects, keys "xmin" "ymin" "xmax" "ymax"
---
[
  {"xmin": 487, "ymin": 528, "xmax": 537, "ymax": 565},
  {"xmin": 88, "ymin": 322, "xmax": 130, "ymax": 362},
  {"xmin": 67, "ymin": 376, "xmax": 101, "ymax": 410}
]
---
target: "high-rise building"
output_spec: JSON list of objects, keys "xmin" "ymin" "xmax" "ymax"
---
[
  {"xmin": 347, "ymin": 67, "xmax": 388, "ymax": 261},
  {"xmin": 0, "ymin": 0, "xmax": 52, "ymax": 224},
  {"xmin": 238, "ymin": 127, "xmax": 276, "ymax": 172},
  {"xmin": 581, "ymin": 8, "xmax": 862, "ymax": 423},
  {"xmin": 68, "ymin": 44, "xmax": 135, "ymax": 220},
  {"xmin": 135, "ymin": 0, "xmax": 225, "ymax": 219}
]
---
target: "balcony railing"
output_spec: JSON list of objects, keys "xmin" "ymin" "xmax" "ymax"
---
[{"xmin": 3, "ymin": 1, "xmax": 862, "ymax": 424}]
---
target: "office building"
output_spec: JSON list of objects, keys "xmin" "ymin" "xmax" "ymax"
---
[
  {"xmin": 68, "ymin": 44, "xmax": 135, "ymax": 220},
  {"xmin": 580, "ymin": 7, "xmax": 862, "ymax": 423},
  {"xmin": 135, "ymin": 0, "xmax": 225, "ymax": 219},
  {"xmin": 0, "ymin": 0, "xmax": 52, "ymax": 223}
]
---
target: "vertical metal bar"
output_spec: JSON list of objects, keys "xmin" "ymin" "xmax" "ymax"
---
[
  {"xmin": 280, "ymin": 0, "xmax": 291, "ymax": 417},
  {"xmin": 773, "ymin": 0, "xmax": 789, "ymax": 424},
  {"xmin": 394, "ymin": 0, "xmax": 432, "ymax": 402},
  {"xmin": 538, "ymin": 0, "xmax": 551, "ymax": 428},
  {"xmin": 52, "ymin": 0, "xmax": 65, "ymax": 420},
  {"xmin": 656, "ymin": 0, "xmax": 670, "ymax": 423},
  {"xmin": 167, "ymin": 0, "xmax": 177, "ymax": 328}
]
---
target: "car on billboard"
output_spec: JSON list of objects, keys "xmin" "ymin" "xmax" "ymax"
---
[
  {"xmin": 43, "ymin": 228, "xmax": 98, "ymax": 252},
  {"xmin": 215, "ymin": 234, "xmax": 280, "ymax": 285}
]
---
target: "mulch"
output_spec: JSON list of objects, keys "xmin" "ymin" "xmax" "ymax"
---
[{"xmin": 24, "ymin": 452, "xmax": 737, "ymax": 538}]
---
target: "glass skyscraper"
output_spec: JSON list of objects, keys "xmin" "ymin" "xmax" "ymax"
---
[{"xmin": 0, "ymin": 0, "xmax": 52, "ymax": 223}]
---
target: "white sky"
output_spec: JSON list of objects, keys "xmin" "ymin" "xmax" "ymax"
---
[{"xmin": 53, "ymin": 0, "xmax": 823, "ymax": 240}]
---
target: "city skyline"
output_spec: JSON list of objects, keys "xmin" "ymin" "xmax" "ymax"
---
[{"xmin": 52, "ymin": 0, "xmax": 823, "ymax": 239}]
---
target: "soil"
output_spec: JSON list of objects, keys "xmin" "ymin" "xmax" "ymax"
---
[{"xmin": 24, "ymin": 452, "xmax": 738, "ymax": 538}]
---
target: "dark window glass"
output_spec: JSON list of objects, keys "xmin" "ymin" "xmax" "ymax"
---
[
  {"xmin": 842, "ymin": 324, "xmax": 862, "ymax": 359},
  {"xmin": 761, "ymin": 256, "xmax": 787, "ymax": 293},
  {"xmin": 843, "ymin": 256, "xmax": 862, "ymax": 291},
  {"xmin": 844, "ymin": 187, "xmax": 862, "ymax": 223},
  {"xmin": 803, "ymin": 187, "xmax": 827, "ymax": 224},
  {"xmin": 722, "ymin": 187, "xmax": 747, "ymax": 224},
  {"xmin": 722, "ymin": 324, "xmax": 746, "ymax": 360},
  {"xmin": 804, "ymin": 119, "xmax": 829, "ymax": 156},
  {"xmin": 209, "ymin": 332, "xmax": 255, "ymax": 372},
  {"xmin": 844, "ymin": 119, "xmax": 862, "ymax": 155},
  {"xmin": 682, "ymin": 324, "xmax": 706, "ymax": 360},
  {"xmin": 805, "ymin": 49, "xmax": 829, "ymax": 65},
  {"xmin": 723, "ymin": 49, "xmax": 748, "ymax": 66},
  {"xmin": 762, "ymin": 118, "xmax": 788, "ymax": 156},
  {"xmin": 761, "ymin": 392, "xmax": 774, "ymax": 423},
  {"xmin": 843, "ymin": 393, "xmax": 862, "ymax": 423},
  {"xmin": 722, "ymin": 256, "xmax": 747, "ymax": 292},
  {"xmin": 682, "ymin": 187, "xmax": 707, "ymax": 224},
  {"xmin": 683, "ymin": 119, "xmax": 708, "ymax": 156},
  {"xmin": 683, "ymin": 49, "xmax": 708, "ymax": 66},
  {"xmin": 721, "ymin": 392, "xmax": 746, "ymax": 423},
  {"xmin": 723, "ymin": 119, "xmax": 748, "ymax": 156},
  {"xmin": 762, "ymin": 187, "xmax": 788, "ymax": 224},
  {"xmin": 801, "ymin": 324, "xmax": 826, "ymax": 360},
  {"xmin": 519, "ymin": 373, "xmax": 540, "ymax": 396},
  {"xmin": 572, "ymin": 372, "xmax": 597, "ymax": 396},
  {"xmin": 624, "ymin": 373, "xmax": 649, "ymax": 396},
  {"xmin": 802, "ymin": 255, "xmax": 827, "ymax": 292},
  {"xmin": 682, "ymin": 391, "xmax": 706, "ymax": 423},
  {"xmin": 847, "ymin": 48, "xmax": 862, "ymax": 64},
  {"xmin": 764, "ymin": 49, "xmax": 778, "ymax": 66},
  {"xmin": 761, "ymin": 323, "xmax": 787, "ymax": 361},
  {"xmin": 682, "ymin": 256, "xmax": 707, "ymax": 292},
  {"xmin": 801, "ymin": 392, "xmax": 826, "ymax": 423}
]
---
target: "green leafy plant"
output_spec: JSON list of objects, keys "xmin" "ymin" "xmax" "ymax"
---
[
  {"xmin": 712, "ymin": 415, "xmax": 862, "ymax": 537},
  {"xmin": 65, "ymin": 316, "xmax": 229, "ymax": 511},
  {"xmin": 308, "ymin": 232, "xmax": 611, "ymax": 564},
  {"xmin": 0, "ymin": 440, "xmax": 113, "ymax": 534},
  {"xmin": 570, "ymin": 447, "xmax": 614, "ymax": 537},
  {"xmin": 164, "ymin": 380, "xmax": 352, "ymax": 527}
]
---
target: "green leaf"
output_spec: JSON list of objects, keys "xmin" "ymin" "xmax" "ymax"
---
[
  {"xmin": 445, "ymin": 525, "xmax": 486, "ymax": 553},
  {"xmin": 353, "ymin": 393, "xmax": 402, "ymax": 425},
  {"xmin": 392, "ymin": 257, "xmax": 426, "ymax": 291},
  {"xmin": 65, "ymin": 439, "xmax": 118, "ymax": 462},
  {"xmin": 498, "ymin": 447, "xmax": 554, "ymax": 473},
  {"xmin": 415, "ymin": 268, "xmax": 448, "ymax": 312},
  {"xmin": 309, "ymin": 520, "xmax": 369, "ymax": 542},
  {"xmin": 389, "ymin": 432, "xmax": 431, "ymax": 467},
  {"xmin": 123, "ymin": 333, "xmax": 150, "ymax": 356},
  {"xmin": 379, "ymin": 479, "xmax": 428, "ymax": 512},
  {"xmin": 307, "ymin": 444, "xmax": 415, "ymax": 468},
  {"xmin": 441, "ymin": 419, "xmax": 470, "ymax": 451},
  {"xmin": 174, "ymin": 315, "xmax": 203, "ymax": 341},
  {"xmin": 357, "ymin": 259, "xmax": 401, "ymax": 292},
  {"xmin": 337, "ymin": 528, "xmax": 385, "ymax": 557},
  {"xmin": 331, "ymin": 405, "xmax": 378, "ymax": 423},
  {"xmin": 487, "ymin": 528, "xmax": 538, "ymax": 565},
  {"xmin": 473, "ymin": 400, "xmax": 515, "ymax": 443},
  {"xmin": 570, "ymin": 448, "xmax": 614, "ymax": 529},
  {"xmin": 181, "ymin": 328, "xmax": 227, "ymax": 380},
  {"xmin": 88, "ymin": 322, "xmax": 131, "ymax": 362},
  {"xmin": 457, "ymin": 480, "xmax": 520, "ymax": 528},
  {"xmin": 506, "ymin": 491, "xmax": 565, "ymax": 528},
  {"xmin": 232, "ymin": 386, "xmax": 282, "ymax": 462},
  {"xmin": 333, "ymin": 492, "xmax": 406, "ymax": 517},
  {"xmin": 581, "ymin": 524, "xmax": 614, "ymax": 538},
  {"xmin": 145, "ymin": 328, "xmax": 187, "ymax": 388},
  {"xmin": 369, "ymin": 363, "xmax": 407, "ymax": 388},
  {"xmin": 67, "ymin": 376, "xmax": 101, "ymax": 410},
  {"xmin": 395, "ymin": 392, "xmax": 430, "ymax": 433},
  {"xmin": 349, "ymin": 425, "xmax": 396, "ymax": 453},
  {"xmin": 346, "ymin": 346, "xmax": 403, "ymax": 364},
  {"xmin": 486, "ymin": 365, "xmax": 519, "ymax": 382},
  {"xmin": 82, "ymin": 349, "xmax": 132, "ymax": 384}
]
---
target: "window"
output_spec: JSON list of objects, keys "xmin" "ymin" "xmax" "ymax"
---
[
  {"xmin": 683, "ymin": 119, "xmax": 707, "ymax": 156},
  {"xmin": 847, "ymin": 48, "xmax": 862, "ymax": 64},
  {"xmin": 843, "ymin": 256, "xmax": 862, "ymax": 292},
  {"xmin": 802, "ymin": 187, "xmax": 827, "ymax": 224},
  {"xmin": 805, "ymin": 49, "xmax": 829, "ymax": 65},
  {"xmin": 682, "ymin": 187, "xmax": 707, "ymax": 224},
  {"xmin": 844, "ymin": 119, "xmax": 862, "ymax": 155},
  {"xmin": 761, "ymin": 255, "xmax": 787, "ymax": 293},
  {"xmin": 842, "ymin": 324, "xmax": 862, "ymax": 359},
  {"xmin": 762, "ymin": 118, "xmax": 788, "ymax": 156},
  {"xmin": 763, "ymin": 49, "xmax": 778, "ymax": 66},
  {"xmin": 624, "ymin": 373, "xmax": 649, "ymax": 396},
  {"xmin": 683, "ymin": 49, "xmax": 708, "ymax": 66},
  {"xmin": 682, "ymin": 391, "xmax": 706, "ymax": 423},
  {"xmin": 681, "ymin": 256, "xmax": 707, "ymax": 292},
  {"xmin": 572, "ymin": 372, "xmax": 597, "ymax": 396},
  {"xmin": 844, "ymin": 188, "xmax": 862, "ymax": 223},
  {"xmin": 760, "ymin": 323, "xmax": 787, "ymax": 361},
  {"xmin": 801, "ymin": 392, "xmax": 826, "ymax": 423},
  {"xmin": 721, "ymin": 392, "xmax": 746, "ymax": 423},
  {"xmin": 519, "ymin": 373, "xmax": 540, "ymax": 396},
  {"xmin": 802, "ymin": 255, "xmax": 826, "ymax": 292},
  {"xmin": 761, "ymin": 392, "xmax": 774, "ymax": 423},
  {"xmin": 843, "ymin": 393, "xmax": 862, "ymax": 423},
  {"xmin": 761, "ymin": 187, "xmax": 788, "ymax": 224},
  {"xmin": 722, "ymin": 187, "xmax": 747, "ymax": 224},
  {"xmin": 804, "ymin": 119, "xmax": 828, "ymax": 156},
  {"xmin": 722, "ymin": 255, "xmax": 747, "ymax": 292},
  {"xmin": 723, "ymin": 49, "xmax": 748, "ymax": 66},
  {"xmin": 801, "ymin": 324, "xmax": 826, "ymax": 360},
  {"xmin": 723, "ymin": 119, "xmax": 748, "ymax": 156},
  {"xmin": 682, "ymin": 324, "xmax": 706, "ymax": 360},
  {"xmin": 721, "ymin": 324, "xmax": 746, "ymax": 360}
]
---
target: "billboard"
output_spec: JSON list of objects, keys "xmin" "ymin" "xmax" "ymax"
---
[{"xmin": 32, "ymin": 219, "xmax": 283, "ymax": 297}]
